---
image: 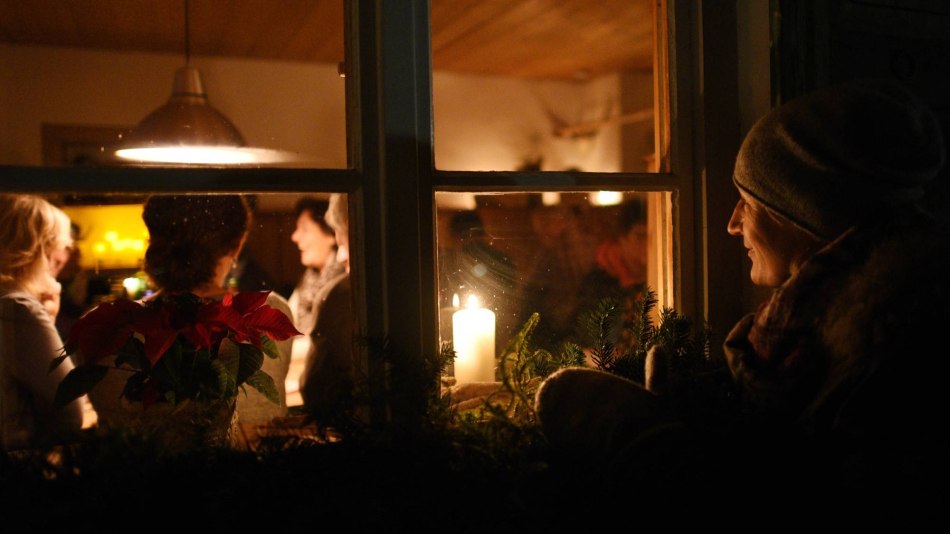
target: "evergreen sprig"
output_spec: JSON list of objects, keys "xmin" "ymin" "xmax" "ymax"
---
[
  {"xmin": 573, "ymin": 288, "xmax": 712, "ymax": 386},
  {"xmin": 577, "ymin": 298, "xmax": 621, "ymax": 371}
]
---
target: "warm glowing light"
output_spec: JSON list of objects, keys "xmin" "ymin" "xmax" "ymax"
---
[
  {"xmin": 453, "ymin": 294, "xmax": 496, "ymax": 383},
  {"xmin": 542, "ymin": 192, "xmax": 561, "ymax": 206},
  {"xmin": 590, "ymin": 191, "xmax": 623, "ymax": 206},
  {"xmin": 452, "ymin": 293, "xmax": 460, "ymax": 308},
  {"xmin": 115, "ymin": 146, "xmax": 301, "ymax": 165},
  {"xmin": 122, "ymin": 277, "xmax": 143, "ymax": 297},
  {"xmin": 435, "ymin": 193, "xmax": 477, "ymax": 210},
  {"xmin": 466, "ymin": 294, "xmax": 480, "ymax": 309},
  {"xmin": 116, "ymin": 146, "xmax": 257, "ymax": 165},
  {"xmin": 62, "ymin": 205, "xmax": 149, "ymax": 270}
]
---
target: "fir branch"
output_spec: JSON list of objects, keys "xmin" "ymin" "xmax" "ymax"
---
[
  {"xmin": 577, "ymin": 298, "xmax": 622, "ymax": 371},
  {"xmin": 629, "ymin": 288, "xmax": 658, "ymax": 359}
]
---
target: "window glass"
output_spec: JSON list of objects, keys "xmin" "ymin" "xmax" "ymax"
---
[
  {"xmin": 431, "ymin": 0, "xmax": 663, "ymax": 173},
  {"xmin": 0, "ymin": 1, "xmax": 346, "ymax": 168},
  {"xmin": 43, "ymin": 192, "xmax": 346, "ymax": 411},
  {"xmin": 435, "ymin": 190, "xmax": 673, "ymax": 378}
]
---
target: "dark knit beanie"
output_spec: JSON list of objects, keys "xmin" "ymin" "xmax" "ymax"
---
[{"xmin": 734, "ymin": 79, "xmax": 945, "ymax": 240}]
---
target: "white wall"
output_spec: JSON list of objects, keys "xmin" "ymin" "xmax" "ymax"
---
[
  {"xmin": 433, "ymin": 70, "xmax": 622, "ymax": 172},
  {"xmin": 1, "ymin": 44, "xmax": 626, "ymax": 172},
  {"xmin": 0, "ymin": 45, "xmax": 347, "ymax": 167}
]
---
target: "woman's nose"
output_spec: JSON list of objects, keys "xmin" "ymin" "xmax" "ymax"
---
[{"xmin": 727, "ymin": 199, "xmax": 743, "ymax": 236}]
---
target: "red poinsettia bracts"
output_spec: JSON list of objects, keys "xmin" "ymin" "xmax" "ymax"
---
[
  {"xmin": 65, "ymin": 291, "xmax": 301, "ymax": 366},
  {"xmin": 56, "ymin": 290, "xmax": 301, "ymax": 410},
  {"xmin": 221, "ymin": 291, "xmax": 301, "ymax": 347},
  {"xmin": 64, "ymin": 298, "xmax": 141, "ymax": 363}
]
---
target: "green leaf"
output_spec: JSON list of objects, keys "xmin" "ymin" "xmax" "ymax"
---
[
  {"xmin": 260, "ymin": 335, "xmax": 280, "ymax": 359},
  {"xmin": 121, "ymin": 372, "xmax": 147, "ymax": 400},
  {"xmin": 115, "ymin": 337, "xmax": 149, "ymax": 371},
  {"xmin": 150, "ymin": 340, "xmax": 183, "ymax": 391},
  {"xmin": 210, "ymin": 358, "xmax": 232, "ymax": 397},
  {"xmin": 244, "ymin": 369, "xmax": 279, "ymax": 405},
  {"xmin": 48, "ymin": 354, "xmax": 68, "ymax": 373},
  {"xmin": 501, "ymin": 312, "xmax": 540, "ymax": 361},
  {"xmin": 237, "ymin": 343, "xmax": 265, "ymax": 385},
  {"xmin": 54, "ymin": 365, "xmax": 108, "ymax": 407},
  {"xmin": 216, "ymin": 341, "xmax": 240, "ymax": 395}
]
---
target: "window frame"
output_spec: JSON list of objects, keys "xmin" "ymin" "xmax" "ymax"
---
[{"xmin": 0, "ymin": 0, "xmax": 742, "ymax": 415}]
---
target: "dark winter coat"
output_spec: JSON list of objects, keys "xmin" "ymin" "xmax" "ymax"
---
[{"xmin": 724, "ymin": 206, "xmax": 950, "ymax": 487}]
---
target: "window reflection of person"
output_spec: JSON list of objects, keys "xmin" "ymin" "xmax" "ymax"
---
[
  {"xmin": 287, "ymin": 199, "xmax": 345, "ymax": 403},
  {"xmin": 299, "ymin": 194, "xmax": 356, "ymax": 424},
  {"xmin": 0, "ymin": 194, "xmax": 83, "ymax": 449},
  {"xmin": 519, "ymin": 204, "xmax": 599, "ymax": 351},
  {"xmin": 574, "ymin": 199, "xmax": 648, "ymax": 356},
  {"xmin": 439, "ymin": 210, "xmax": 518, "ymax": 340}
]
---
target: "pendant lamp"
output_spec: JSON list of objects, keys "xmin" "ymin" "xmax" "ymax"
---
[{"xmin": 116, "ymin": 0, "xmax": 263, "ymax": 165}]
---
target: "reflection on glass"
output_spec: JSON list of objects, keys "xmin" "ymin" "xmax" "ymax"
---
[
  {"xmin": 436, "ymin": 191, "xmax": 672, "ymax": 372},
  {"xmin": 432, "ymin": 0, "xmax": 662, "ymax": 172}
]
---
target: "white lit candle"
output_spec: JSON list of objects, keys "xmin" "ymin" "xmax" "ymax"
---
[{"xmin": 452, "ymin": 294, "xmax": 496, "ymax": 383}]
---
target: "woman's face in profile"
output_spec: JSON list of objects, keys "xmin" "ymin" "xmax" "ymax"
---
[
  {"xmin": 291, "ymin": 211, "xmax": 336, "ymax": 269},
  {"xmin": 727, "ymin": 190, "xmax": 819, "ymax": 288}
]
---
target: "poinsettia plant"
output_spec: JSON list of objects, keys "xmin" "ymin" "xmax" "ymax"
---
[{"xmin": 52, "ymin": 291, "xmax": 300, "ymax": 409}]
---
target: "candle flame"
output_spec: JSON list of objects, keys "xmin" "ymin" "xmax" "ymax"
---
[
  {"xmin": 466, "ymin": 294, "xmax": 480, "ymax": 309},
  {"xmin": 452, "ymin": 293, "xmax": 460, "ymax": 308}
]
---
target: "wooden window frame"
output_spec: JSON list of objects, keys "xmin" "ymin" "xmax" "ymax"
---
[{"xmin": 0, "ymin": 0, "xmax": 743, "ymax": 418}]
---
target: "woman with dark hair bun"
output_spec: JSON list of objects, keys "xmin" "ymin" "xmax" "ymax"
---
[
  {"xmin": 89, "ymin": 195, "xmax": 295, "ymax": 427},
  {"xmin": 142, "ymin": 196, "xmax": 253, "ymax": 294}
]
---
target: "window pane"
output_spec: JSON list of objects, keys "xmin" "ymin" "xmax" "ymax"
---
[
  {"xmin": 33, "ymin": 192, "xmax": 348, "ymax": 416},
  {"xmin": 436, "ymin": 191, "xmax": 673, "ymax": 382},
  {"xmin": 432, "ymin": 0, "xmax": 665, "ymax": 173},
  {"xmin": 0, "ymin": 1, "xmax": 346, "ymax": 168}
]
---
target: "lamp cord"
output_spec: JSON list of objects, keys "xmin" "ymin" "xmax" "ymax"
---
[{"xmin": 184, "ymin": 0, "xmax": 190, "ymax": 64}]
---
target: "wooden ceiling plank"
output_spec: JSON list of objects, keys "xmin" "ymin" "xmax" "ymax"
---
[
  {"xmin": 282, "ymin": 0, "xmax": 344, "ymax": 62},
  {"xmin": 0, "ymin": 0, "xmax": 654, "ymax": 80}
]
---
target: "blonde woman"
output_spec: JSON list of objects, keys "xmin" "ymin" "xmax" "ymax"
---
[{"xmin": 0, "ymin": 194, "xmax": 83, "ymax": 449}]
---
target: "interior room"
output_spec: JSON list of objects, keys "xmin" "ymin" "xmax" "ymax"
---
[
  {"xmin": 3, "ymin": 0, "xmax": 948, "ymax": 522},
  {"xmin": 1, "ymin": 0, "xmax": 676, "ymax": 407}
]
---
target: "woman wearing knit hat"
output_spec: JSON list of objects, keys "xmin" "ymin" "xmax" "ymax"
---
[
  {"xmin": 533, "ymin": 79, "xmax": 949, "ymax": 493},
  {"xmin": 725, "ymin": 79, "xmax": 948, "ymax": 488}
]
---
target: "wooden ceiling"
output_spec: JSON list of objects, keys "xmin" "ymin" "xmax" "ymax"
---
[{"xmin": 0, "ymin": 0, "xmax": 654, "ymax": 80}]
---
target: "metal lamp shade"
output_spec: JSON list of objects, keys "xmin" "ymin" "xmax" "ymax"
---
[{"xmin": 116, "ymin": 66, "xmax": 252, "ymax": 165}]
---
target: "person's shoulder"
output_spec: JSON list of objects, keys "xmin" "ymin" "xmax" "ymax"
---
[
  {"xmin": 0, "ymin": 290, "xmax": 48, "ymax": 322},
  {"xmin": 264, "ymin": 291, "xmax": 292, "ymax": 317},
  {"xmin": 326, "ymin": 272, "xmax": 350, "ymax": 297},
  {"xmin": 320, "ymin": 273, "xmax": 351, "ymax": 309}
]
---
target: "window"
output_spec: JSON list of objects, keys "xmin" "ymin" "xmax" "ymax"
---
[
  {"xmin": 429, "ymin": 0, "xmax": 697, "ymax": 367},
  {"xmin": 1, "ymin": 0, "xmax": 720, "ymax": 413}
]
